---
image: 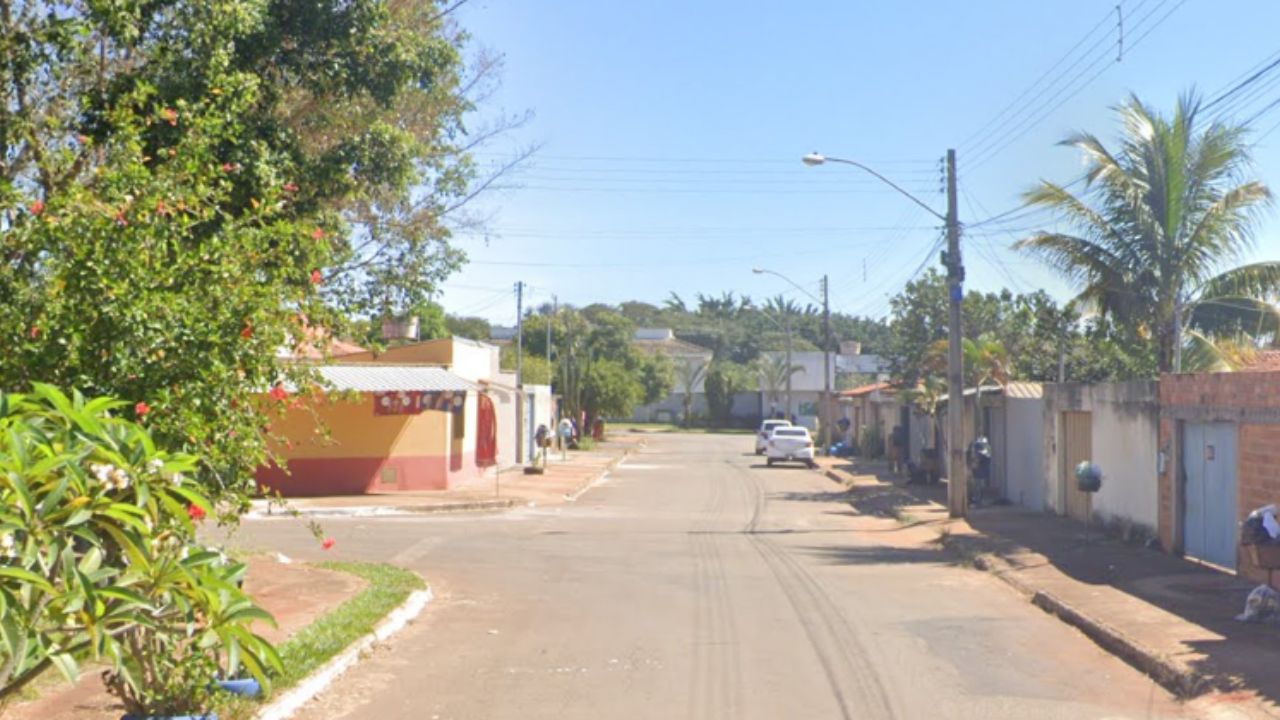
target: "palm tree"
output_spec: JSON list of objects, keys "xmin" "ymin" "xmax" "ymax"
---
[
  {"xmin": 1015, "ymin": 93, "xmax": 1280, "ymax": 373},
  {"xmin": 674, "ymin": 358, "xmax": 709, "ymax": 427},
  {"xmin": 755, "ymin": 353, "xmax": 804, "ymax": 416}
]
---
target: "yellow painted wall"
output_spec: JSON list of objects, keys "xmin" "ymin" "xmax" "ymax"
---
[
  {"xmin": 340, "ymin": 339, "xmax": 454, "ymax": 365},
  {"xmin": 268, "ymin": 394, "xmax": 451, "ymax": 460}
]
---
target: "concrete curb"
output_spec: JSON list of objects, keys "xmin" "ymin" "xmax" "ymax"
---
[
  {"xmin": 563, "ymin": 439, "xmax": 646, "ymax": 502},
  {"xmin": 819, "ymin": 464, "xmax": 1213, "ymax": 699},
  {"xmin": 257, "ymin": 587, "xmax": 434, "ymax": 720},
  {"xmin": 245, "ymin": 499, "xmax": 516, "ymax": 519},
  {"xmin": 971, "ymin": 551, "xmax": 1207, "ymax": 698}
]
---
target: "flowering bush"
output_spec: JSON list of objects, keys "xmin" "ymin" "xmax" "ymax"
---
[{"xmin": 0, "ymin": 385, "xmax": 280, "ymax": 714}]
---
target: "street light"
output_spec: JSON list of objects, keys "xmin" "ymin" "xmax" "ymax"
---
[
  {"xmin": 751, "ymin": 282, "xmax": 794, "ymax": 421},
  {"xmin": 753, "ymin": 267, "xmax": 831, "ymax": 455},
  {"xmin": 803, "ymin": 149, "xmax": 967, "ymax": 518}
]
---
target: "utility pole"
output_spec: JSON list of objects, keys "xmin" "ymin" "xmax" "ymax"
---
[
  {"xmin": 784, "ymin": 312, "xmax": 794, "ymax": 420},
  {"xmin": 515, "ymin": 281, "xmax": 525, "ymax": 464},
  {"xmin": 547, "ymin": 295, "xmax": 557, "ymax": 362},
  {"xmin": 821, "ymin": 275, "xmax": 832, "ymax": 456},
  {"xmin": 943, "ymin": 149, "xmax": 967, "ymax": 518}
]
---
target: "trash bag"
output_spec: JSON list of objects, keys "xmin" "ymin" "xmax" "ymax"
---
[
  {"xmin": 1242, "ymin": 504, "xmax": 1280, "ymax": 545},
  {"xmin": 1235, "ymin": 585, "xmax": 1280, "ymax": 624}
]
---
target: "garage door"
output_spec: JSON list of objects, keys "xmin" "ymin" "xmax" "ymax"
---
[{"xmin": 1183, "ymin": 422, "xmax": 1238, "ymax": 570}]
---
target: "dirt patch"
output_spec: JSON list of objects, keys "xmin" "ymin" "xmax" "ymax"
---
[{"xmin": 4, "ymin": 556, "xmax": 364, "ymax": 720}]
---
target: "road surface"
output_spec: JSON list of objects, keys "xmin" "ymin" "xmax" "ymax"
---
[{"xmin": 234, "ymin": 432, "xmax": 1192, "ymax": 719}]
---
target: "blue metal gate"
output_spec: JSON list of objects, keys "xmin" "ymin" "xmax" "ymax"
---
[{"xmin": 1183, "ymin": 422, "xmax": 1238, "ymax": 570}]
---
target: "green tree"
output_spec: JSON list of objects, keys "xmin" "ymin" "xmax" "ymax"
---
[
  {"xmin": 755, "ymin": 353, "xmax": 805, "ymax": 413},
  {"xmin": 581, "ymin": 359, "xmax": 641, "ymax": 423},
  {"xmin": 1017, "ymin": 93, "xmax": 1280, "ymax": 373},
  {"xmin": 637, "ymin": 354, "xmax": 675, "ymax": 405},
  {"xmin": 704, "ymin": 362, "xmax": 749, "ymax": 426},
  {"xmin": 673, "ymin": 359, "xmax": 709, "ymax": 427},
  {"xmin": 0, "ymin": 0, "xmax": 505, "ymax": 499},
  {"xmin": 445, "ymin": 315, "xmax": 492, "ymax": 340}
]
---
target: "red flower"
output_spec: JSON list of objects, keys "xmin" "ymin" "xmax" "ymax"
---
[
  {"xmin": 310, "ymin": 269, "xmax": 323, "ymax": 285},
  {"xmin": 163, "ymin": 107, "xmax": 178, "ymax": 126},
  {"xmin": 311, "ymin": 227, "xmax": 325, "ymax": 241},
  {"xmin": 240, "ymin": 323, "xmax": 253, "ymax": 339},
  {"xmin": 156, "ymin": 199, "xmax": 170, "ymax": 216},
  {"xmin": 135, "ymin": 401, "xmax": 151, "ymax": 417},
  {"xmin": 221, "ymin": 162, "xmax": 238, "ymax": 173},
  {"xmin": 29, "ymin": 200, "xmax": 45, "ymax": 215},
  {"xmin": 321, "ymin": 537, "xmax": 335, "ymax": 551},
  {"xmin": 283, "ymin": 183, "xmax": 299, "ymax": 193},
  {"xmin": 77, "ymin": 134, "xmax": 90, "ymax": 145},
  {"xmin": 29, "ymin": 325, "xmax": 39, "ymax": 339},
  {"xmin": 187, "ymin": 504, "xmax": 207, "ymax": 521},
  {"xmin": 269, "ymin": 384, "xmax": 289, "ymax": 402},
  {"xmin": 114, "ymin": 210, "xmax": 128, "ymax": 227}
]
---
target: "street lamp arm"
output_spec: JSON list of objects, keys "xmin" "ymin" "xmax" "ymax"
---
[
  {"xmin": 805, "ymin": 154, "xmax": 946, "ymax": 222},
  {"xmin": 752, "ymin": 267, "xmax": 821, "ymax": 305}
]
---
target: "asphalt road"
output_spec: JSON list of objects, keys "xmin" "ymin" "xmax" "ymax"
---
[{"xmin": 233, "ymin": 433, "xmax": 1192, "ymax": 720}]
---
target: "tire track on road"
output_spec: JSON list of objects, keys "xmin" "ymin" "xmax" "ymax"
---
[
  {"xmin": 736, "ymin": 464, "xmax": 897, "ymax": 720},
  {"xmin": 688, "ymin": 465, "xmax": 744, "ymax": 720}
]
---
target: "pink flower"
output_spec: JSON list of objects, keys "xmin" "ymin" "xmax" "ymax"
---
[
  {"xmin": 321, "ymin": 537, "xmax": 335, "ymax": 551},
  {"xmin": 269, "ymin": 384, "xmax": 288, "ymax": 402},
  {"xmin": 135, "ymin": 401, "xmax": 151, "ymax": 417},
  {"xmin": 29, "ymin": 200, "xmax": 45, "ymax": 215},
  {"xmin": 283, "ymin": 183, "xmax": 299, "ymax": 193},
  {"xmin": 310, "ymin": 269, "xmax": 323, "ymax": 285},
  {"xmin": 311, "ymin": 227, "xmax": 325, "ymax": 241},
  {"xmin": 114, "ymin": 210, "xmax": 128, "ymax": 227},
  {"xmin": 187, "ymin": 504, "xmax": 207, "ymax": 521},
  {"xmin": 29, "ymin": 325, "xmax": 39, "ymax": 339},
  {"xmin": 162, "ymin": 108, "xmax": 178, "ymax": 126}
]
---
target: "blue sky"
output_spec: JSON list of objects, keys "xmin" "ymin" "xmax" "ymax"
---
[{"xmin": 441, "ymin": 0, "xmax": 1280, "ymax": 326}]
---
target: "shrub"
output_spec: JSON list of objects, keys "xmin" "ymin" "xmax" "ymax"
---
[{"xmin": 0, "ymin": 385, "xmax": 280, "ymax": 715}]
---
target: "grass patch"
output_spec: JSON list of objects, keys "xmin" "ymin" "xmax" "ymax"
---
[
  {"xmin": 214, "ymin": 561, "xmax": 425, "ymax": 719},
  {"xmin": 273, "ymin": 562, "xmax": 425, "ymax": 688}
]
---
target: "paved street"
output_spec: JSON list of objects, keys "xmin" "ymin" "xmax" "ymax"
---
[{"xmin": 233, "ymin": 433, "xmax": 1191, "ymax": 719}]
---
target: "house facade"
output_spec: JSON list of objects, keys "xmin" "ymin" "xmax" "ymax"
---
[
  {"xmin": 258, "ymin": 337, "xmax": 553, "ymax": 496},
  {"xmin": 1159, "ymin": 370, "xmax": 1280, "ymax": 581}
]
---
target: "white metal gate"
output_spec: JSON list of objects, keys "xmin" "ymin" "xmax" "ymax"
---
[{"xmin": 1182, "ymin": 422, "xmax": 1238, "ymax": 570}]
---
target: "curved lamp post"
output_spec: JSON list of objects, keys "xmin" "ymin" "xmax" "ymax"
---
[{"xmin": 803, "ymin": 149, "xmax": 967, "ymax": 517}]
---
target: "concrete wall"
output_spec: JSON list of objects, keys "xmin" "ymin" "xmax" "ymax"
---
[
  {"xmin": 1042, "ymin": 381, "xmax": 1160, "ymax": 530},
  {"xmin": 1160, "ymin": 371, "xmax": 1280, "ymax": 587}
]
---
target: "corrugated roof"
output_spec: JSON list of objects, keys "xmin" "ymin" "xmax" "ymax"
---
[
  {"xmin": 1004, "ymin": 381, "xmax": 1044, "ymax": 399},
  {"xmin": 314, "ymin": 365, "xmax": 478, "ymax": 392}
]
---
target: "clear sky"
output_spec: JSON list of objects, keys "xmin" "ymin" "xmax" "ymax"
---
[{"xmin": 440, "ymin": 0, "xmax": 1280, "ymax": 327}]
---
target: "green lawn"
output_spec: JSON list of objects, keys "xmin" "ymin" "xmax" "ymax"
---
[{"xmin": 218, "ymin": 561, "xmax": 426, "ymax": 719}]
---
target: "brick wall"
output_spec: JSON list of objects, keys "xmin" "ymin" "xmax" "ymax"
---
[{"xmin": 1160, "ymin": 371, "xmax": 1280, "ymax": 588}]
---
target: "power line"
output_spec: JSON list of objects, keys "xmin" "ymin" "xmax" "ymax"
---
[
  {"xmin": 966, "ymin": 0, "xmax": 1188, "ymax": 171},
  {"xmin": 959, "ymin": 0, "xmax": 1134, "ymax": 155}
]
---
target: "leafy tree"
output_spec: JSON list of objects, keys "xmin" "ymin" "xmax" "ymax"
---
[
  {"xmin": 581, "ymin": 359, "xmax": 640, "ymax": 423},
  {"xmin": 1017, "ymin": 92, "xmax": 1280, "ymax": 372},
  {"xmin": 673, "ymin": 359, "xmax": 709, "ymax": 427},
  {"xmin": 704, "ymin": 362, "xmax": 749, "ymax": 426},
  {"xmin": 0, "ymin": 0, "xmax": 508, "ymax": 498},
  {"xmin": 637, "ymin": 354, "xmax": 675, "ymax": 405},
  {"xmin": 499, "ymin": 346, "xmax": 553, "ymax": 385},
  {"xmin": 756, "ymin": 353, "xmax": 805, "ymax": 414},
  {"xmin": 445, "ymin": 315, "xmax": 492, "ymax": 340}
]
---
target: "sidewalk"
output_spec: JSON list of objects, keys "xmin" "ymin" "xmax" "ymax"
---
[
  {"xmin": 815, "ymin": 456, "xmax": 1280, "ymax": 715},
  {"xmin": 249, "ymin": 434, "xmax": 645, "ymax": 518}
]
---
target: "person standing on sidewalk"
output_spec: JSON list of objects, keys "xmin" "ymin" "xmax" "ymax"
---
[{"xmin": 889, "ymin": 424, "xmax": 906, "ymax": 476}]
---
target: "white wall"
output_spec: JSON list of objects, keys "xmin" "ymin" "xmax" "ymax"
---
[
  {"xmin": 1004, "ymin": 396, "xmax": 1046, "ymax": 511},
  {"xmin": 1042, "ymin": 381, "xmax": 1159, "ymax": 529},
  {"xmin": 449, "ymin": 339, "xmax": 500, "ymax": 383}
]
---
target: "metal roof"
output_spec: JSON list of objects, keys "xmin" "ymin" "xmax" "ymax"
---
[
  {"xmin": 314, "ymin": 365, "xmax": 478, "ymax": 392},
  {"xmin": 1004, "ymin": 381, "xmax": 1044, "ymax": 399}
]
